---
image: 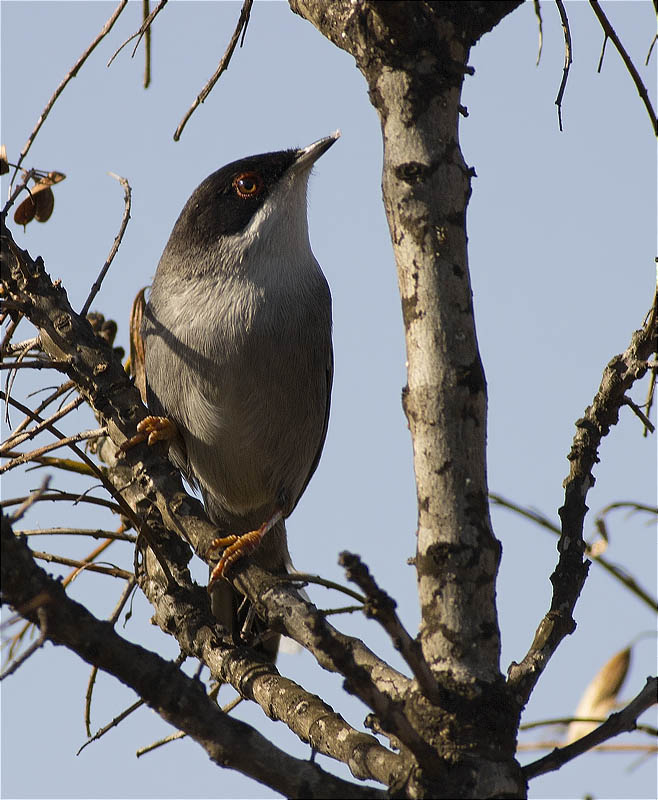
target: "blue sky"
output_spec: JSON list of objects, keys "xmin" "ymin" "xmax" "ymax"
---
[{"xmin": 1, "ymin": 2, "xmax": 656, "ymax": 798}]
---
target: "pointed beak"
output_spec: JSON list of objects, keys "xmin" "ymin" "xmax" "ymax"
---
[{"xmin": 293, "ymin": 130, "xmax": 341, "ymax": 173}]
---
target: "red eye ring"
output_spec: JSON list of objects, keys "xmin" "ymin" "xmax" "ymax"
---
[{"xmin": 233, "ymin": 171, "xmax": 264, "ymax": 198}]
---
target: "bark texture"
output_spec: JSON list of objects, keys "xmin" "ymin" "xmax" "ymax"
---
[{"xmin": 291, "ymin": 2, "xmax": 525, "ymax": 797}]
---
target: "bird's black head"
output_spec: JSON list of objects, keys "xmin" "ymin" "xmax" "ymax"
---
[
  {"xmin": 173, "ymin": 148, "xmax": 298, "ymax": 246},
  {"xmin": 161, "ymin": 136, "xmax": 340, "ymax": 270}
]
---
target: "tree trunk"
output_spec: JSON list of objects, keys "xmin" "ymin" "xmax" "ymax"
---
[{"xmin": 290, "ymin": 2, "xmax": 525, "ymax": 796}]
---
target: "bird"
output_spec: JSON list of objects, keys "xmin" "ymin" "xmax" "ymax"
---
[{"xmin": 132, "ymin": 133, "xmax": 338, "ymax": 657}]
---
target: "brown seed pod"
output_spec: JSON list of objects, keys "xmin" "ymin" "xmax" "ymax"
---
[
  {"xmin": 34, "ymin": 186, "xmax": 55, "ymax": 222},
  {"xmin": 13, "ymin": 174, "xmax": 63, "ymax": 226}
]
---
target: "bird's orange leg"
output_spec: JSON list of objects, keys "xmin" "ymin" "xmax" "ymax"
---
[{"xmin": 207, "ymin": 510, "xmax": 283, "ymax": 590}]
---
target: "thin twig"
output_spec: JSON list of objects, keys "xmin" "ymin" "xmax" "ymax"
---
[
  {"xmin": 16, "ymin": 527, "xmax": 137, "ymax": 542},
  {"xmin": 1, "ymin": 395, "xmax": 84, "ymax": 454},
  {"xmin": 0, "ymin": 428, "xmax": 107, "ymax": 474},
  {"xmin": 80, "ymin": 174, "xmax": 132, "ymax": 317},
  {"xmin": 143, "ymin": 0, "xmax": 152, "ymax": 88},
  {"xmin": 107, "ymin": 0, "xmax": 168, "ymax": 68},
  {"xmin": 8, "ymin": 477, "xmax": 51, "ymax": 523},
  {"xmin": 1, "ymin": 336, "xmax": 41, "ymax": 357},
  {"xmin": 622, "ymin": 395, "xmax": 655, "ymax": 433},
  {"xmin": 508, "ymin": 293, "xmax": 658, "ymax": 706},
  {"xmin": 10, "ymin": 1, "xmax": 128, "ymax": 187},
  {"xmin": 0, "ymin": 607, "xmax": 49, "ymax": 680},
  {"xmin": 8, "ymin": 381, "xmax": 75, "ymax": 440},
  {"xmin": 0, "ymin": 315, "xmax": 21, "ymax": 356},
  {"xmin": 85, "ymin": 575, "xmax": 136, "ymax": 735},
  {"xmin": 522, "ymin": 677, "xmax": 658, "ymax": 779},
  {"xmin": 1, "ymin": 491, "xmax": 123, "ymax": 515},
  {"xmin": 518, "ymin": 742, "xmax": 657, "ymax": 752},
  {"xmin": 519, "ymin": 716, "xmax": 658, "ymax": 737},
  {"xmin": 647, "ymin": 34, "xmax": 657, "ymax": 66},
  {"xmin": 555, "ymin": 0, "xmax": 573, "ymax": 132},
  {"xmin": 31, "ymin": 550, "xmax": 132, "ymax": 580},
  {"xmin": 533, "ymin": 0, "xmax": 543, "ymax": 66},
  {"xmin": 0, "ymin": 359, "xmax": 68, "ymax": 371},
  {"xmin": 490, "ymin": 493, "xmax": 658, "ymax": 613},
  {"xmin": 136, "ymin": 729, "xmax": 186, "ymax": 756},
  {"xmin": 173, "ymin": 0, "xmax": 253, "ymax": 141},
  {"xmin": 0, "ymin": 391, "xmax": 174, "ymax": 586},
  {"xmin": 596, "ymin": 32, "xmax": 609, "ymax": 73},
  {"xmin": 284, "ymin": 571, "xmax": 366, "ymax": 603},
  {"xmin": 339, "ymin": 551, "xmax": 442, "ymax": 704},
  {"xmin": 78, "ymin": 699, "xmax": 145, "ymax": 755},
  {"xmin": 135, "ymin": 694, "xmax": 242, "ymax": 756},
  {"xmin": 644, "ymin": 363, "xmax": 656, "ymax": 437},
  {"xmin": 589, "ymin": 0, "xmax": 658, "ymax": 135}
]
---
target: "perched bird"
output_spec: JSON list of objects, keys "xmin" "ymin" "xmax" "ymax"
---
[{"xmin": 135, "ymin": 134, "xmax": 338, "ymax": 656}]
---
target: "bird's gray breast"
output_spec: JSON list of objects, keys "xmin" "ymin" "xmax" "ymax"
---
[{"xmin": 143, "ymin": 261, "xmax": 332, "ymax": 527}]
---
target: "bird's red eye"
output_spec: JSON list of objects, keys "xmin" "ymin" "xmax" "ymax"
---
[{"xmin": 233, "ymin": 171, "xmax": 264, "ymax": 198}]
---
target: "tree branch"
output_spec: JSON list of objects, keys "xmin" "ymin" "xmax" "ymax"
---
[
  {"xmin": 589, "ymin": 0, "xmax": 657, "ymax": 135},
  {"xmin": 0, "ymin": 514, "xmax": 384, "ymax": 799},
  {"xmin": 522, "ymin": 676, "xmax": 658, "ymax": 780},
  {"xmin": 508, "ymin": 292, "xmax": 658, "ymax": 706},
  {"xmin": 1, "ymin": 220, "xmax": 405, "ymax": 789}
]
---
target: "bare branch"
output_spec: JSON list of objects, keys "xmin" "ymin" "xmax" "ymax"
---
[
  {"xmin": 0, "ymin": 427, "xmax": 106, "ymax": 474},
  {"xmin": 16, "ymin": 527, "xmax": 137, "ymax": 542},
  {"xmin": 339, "ymin": 551, "xmax": 442, "ymax": 705},
  {"xmin": 554, "ymin": 0, "xmax": 573, "ymax": 132},
  {"xmin": 10, "ymin": 1, "xmax": 128, "ymax": 185},
  {"xmin": 85, "ymin": 576, "xmax": 136, "ymax": 735},
  {"xmin": 0, "ymin": 606, "xmax": 48, "ymax": 680},
  {"xmin": 173, "ymin": 0, "xmax": 253, "ymax": 141},
  {"xmin": 30, "ymin": 550, "xmax": 132, "ymax": 581},
  {"xmin": 1, "ymin": 395, "xmax": 85, "ymax": 453},
  {"xmin": 1, "ymin": 490, "xmax": 123, "ymax": 515},
  {"xmin": 533, "ymin": 0, "xmax": 543, "ymax": 66},
  {"xmin": 2, "ymin": 222, "xmax": 406, "ymax": 788},
  {"xmin": 490, "ymin": 493, "xmax": 658, "ymax": 613},
  {"xmin": 646, "ymin": 33, "xmax": 657, "ymax": 66},
  {"xmin": 508, "ymin": 293, "xmax": 658, "ymax": 705},
  {"xmin": 520, "ymin": 715, "xmax": 658, "ymax": 737},
  {"xmin": 7, "ymin": 476, "xmax": 50, "ymax": 522},
  {"xmin": 143, "ymin": 0, "xmax": 152, "ymax": 88},
  {"xmin": 80, "ymin": 174, "xmax": 132, "ymax": 317},
  {"xmin": 78, "ymin": 698, "xmax": 145, "ymax": 755},
  {"xmin": 1, "ymin": 515, "xmax": 383, "ymax": 799},
  {"xmin": 107, "ymin": 0, "xmax": 168, "ymax": 68},
  {"xmin": 522, "ymin": 676, "xmax": 658, "ymax": 780},
  {"xmin": 622, "ymin": 394, "xmax": 655, "ymax": 433},
  {"xmin": 589, "ymin": 0, "xmax": 657, "ymax": 135}
]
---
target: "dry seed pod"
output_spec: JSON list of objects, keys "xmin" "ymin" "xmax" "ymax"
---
[
  {"xmin": 565, "ymin": 646, "xmax": 631, "ymax": 744},
  {"xmin": 34, "ymin": 186, "xmax": 55, "ymax": 222},
  {"xmin": 13, "ymin": 174, "xmax": 64, "ymax": 226}
]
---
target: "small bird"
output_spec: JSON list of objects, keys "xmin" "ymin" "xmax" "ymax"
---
[{"xmin": 136, "ymin": 133, "xmax": 338, "ymax": 657}]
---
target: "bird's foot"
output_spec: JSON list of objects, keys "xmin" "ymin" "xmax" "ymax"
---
[
  {"xmin": 120, "ymin": 415, "xmax": 177, "ymax": 451},
  {"xmin": 207, "ymin": 510, "xmax": 283, "ymax": 590}
]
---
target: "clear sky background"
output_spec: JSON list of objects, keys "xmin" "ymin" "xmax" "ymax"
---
[{"xmin": 1, "ymin": 2, "xmax": 656, "ymax": 799}]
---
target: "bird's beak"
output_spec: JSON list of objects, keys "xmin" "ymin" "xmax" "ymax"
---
[{"xmin": 293, "ymin": 130, "xmax": 341, "ymax": 173}]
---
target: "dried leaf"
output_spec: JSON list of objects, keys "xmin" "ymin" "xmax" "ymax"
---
[
  {"xmin": 565, "ymin": 646, "xmax": 631, "ymax": 743},
  {"xmin": 0, "ymin": 145, "xmax": 8, "ymax": 175}
]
